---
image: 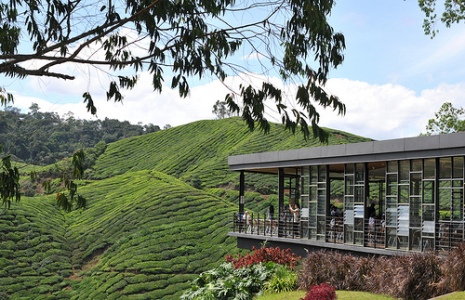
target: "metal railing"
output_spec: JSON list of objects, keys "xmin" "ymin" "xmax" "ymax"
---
[{"xmin": 231, "ymin": 212, "xmax": 300, "ymax": 238}]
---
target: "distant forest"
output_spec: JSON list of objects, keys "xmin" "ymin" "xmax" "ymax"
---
[{"xmin": 0, "ymin": 103, "xmax": 161, "ymax": 165}]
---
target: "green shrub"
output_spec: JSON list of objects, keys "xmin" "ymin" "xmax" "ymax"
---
[
  {"xmin": 181, "ymin": 262, "xmax": 277, "ymax": 300},
  {"xmin": 264, "ymin": 264, "xmax": 297, "ymax": 293}
]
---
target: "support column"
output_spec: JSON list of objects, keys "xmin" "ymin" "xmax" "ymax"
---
[
  {"xmin": 278, "ymin": 168, "xmax": 285, "ymax": 236},
  {"xmin": 239, "ymin": 171, "xmax": 245, "ymax": 215}
]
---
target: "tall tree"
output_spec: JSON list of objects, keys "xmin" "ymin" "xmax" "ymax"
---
[
  {"xmin": 424, "ymin": 102, "xmax": 465, "ymax": 135},
  {"xmin": 0, "ymin": 0, "xmax": 346, "ymax": 142},
  {"xmin": 212, "ymin": 100, "xmax": 233, "ymax": 119}
]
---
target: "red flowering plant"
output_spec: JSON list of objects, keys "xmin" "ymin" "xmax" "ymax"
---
[
  {"xmin": 301, "ymin": 282, "xmax": 337, "ymax": 300},
  {"xmin": 225, "ymin": 245, "xmax": 300, "ymax": 270}
]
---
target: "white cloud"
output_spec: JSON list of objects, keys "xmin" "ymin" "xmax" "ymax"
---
[
  {"xmin": 8, "ymin": 73, "xmax": 465, "ymax": 141},
  {"xmin": 320, "ymin": 79, "xmax": 465, "ymax": 140}
]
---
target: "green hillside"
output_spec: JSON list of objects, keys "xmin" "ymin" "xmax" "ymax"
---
[
  {"xmin": 1, "ymin": 118, "xmax": 370, "ymax": 299},
  {"xmin": 93, "ymin": 117, "xmax": 370, "ymax": 188},
  {"xmin": 1, "ymin": 171, "xmax": 237, "ymax": 299}
]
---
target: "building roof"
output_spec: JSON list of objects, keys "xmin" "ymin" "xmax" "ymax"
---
[{"xmin": 228, "ymin": 132, "xmax": 465, "ymax": 173}]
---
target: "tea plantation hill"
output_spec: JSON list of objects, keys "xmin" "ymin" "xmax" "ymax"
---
[
  {"xmin": 0, "ymin": 117, "xmax": 370, "ymax": 299},
  {"xmin": 93, "ymin": 117, "xmax": 370, "ymax": 188}
]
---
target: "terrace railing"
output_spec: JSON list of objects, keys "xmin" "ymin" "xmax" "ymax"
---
[{"xmin": 231, "ymin": 212, "xmax": 300, "ymax": 238}]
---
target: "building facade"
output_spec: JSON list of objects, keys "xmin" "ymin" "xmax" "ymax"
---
[{"xmin": 228, "ymin": 132, "xmax": 465, "ymax": 256}]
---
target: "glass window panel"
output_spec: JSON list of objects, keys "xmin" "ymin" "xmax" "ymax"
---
[
  {"xmin": 412, "ymin": 159, "xmax": 422, "ymax": 172},
  {"xmin": 386, "ymin": 207, "xmax": 397, "ymax": 227},
  {"xmin": 354, "ymin": 217, "xmax": 363, "ymax": 231},
  {"xmin": 386, "ymin": 174, "xmax": 398, "ymax": 195},
  {"xmin": 386, "ymin": 228, "xmax": 397, "ymax": 248},
  {"xmin": 302, "ymin": 184, "xmax": 310, "ymax": 195},
  {"xmin": 422, "ymin": 237, "xmax": 434, "ymax": 249},
  {"xmin": 345, "ymin": 196, "xmax": 354, "ymax": 210},
  {"xmin": 453, "ymin": 180, "xmax": 463, "ymax": 188},
  {"xmin": 309, "ymin": 228, "xmax": 317, "ymax": 240},
  {"xmin": 439, "ymin": 157, "xmax": 452, "ymax": 179},
  {"xmin": 355, "ymin": 186, "xmax": 364, "ymax": 203},
  {"xmin": 344, "ymin": 209, "xmax": 354, "ymax": 225},
  {"xmin": 346, "ymin": 163, "xmax": 354, "ymax": 173},
  {"xmin": 422, "ymin": 221, "xmax": 435, "ymax": 236},
  {"xmin": 317, "ymin": 216, "xmax": 326, "ymax": 234},
  {"xmin": 423, "ymin": 181, "xmax": 434, "ymax": 204},
  {"xmin": 302, "ymin": 166, "xmax": 310, "ymax": 177},
  {"xmin": 356, "ymin": 163, "xmax": 365, "ymax": 182},
  {"xmin": 410, "ymin": 197, "xmax": 421, "ymax": 227},
  {"xmin": 410, "ymin": 173, "xmax": 422, "ymax": 196},
  {"xmin": 453, "ymin": 157, "xmax": 464, "ymax": 179},
  {"xmin": 317, "ymin": 193, "xmax": 326, "ymax": 215},
  {"xmin": 345, "ymin": 176, "xmax": 354, "ymax": 195},
  {"xmin": 398, "ymin": 236, "xmax": 409, "ymax": 250},
  {"xmin": 309, "ymin": 215, "xmax": 317, "ymax": 227},
  {"xmin": 439, "ymin": 180, "xmax": 451, "ymax": 188},
  {"xmin": 354, "ymin": 232, "xmax": 364, "ymax": 245},
  {"xmin": 452, "ymin": 188, "xmax": 463, "ymax": 221},
  {"xmin": 387, "ymin": 161, "xmax": 398, "ymax": 173},
  {"xmin": 422, "ymin": 205, "xmax": 435, "ymax": 222},
  {"xmin": 386, "ymin": 196, "xmax": 397, "ymax": 207},
  {"xmin": 397, "ymin": 206, "xmax": 409, "ymax": 236},
  {"xmin": 300, "ymin": 195, "xmax": 309, "ymax": 209},
  {"xmin": 344, "ymin": 225, "xmax": 353, "ymax": 243},
  {"xmin": 438, "ymin": 186, "xmax": 451, "ymax": 220},
  {"xmin": 354, "ymin": 204, "xmax": 364, "ymax": 218},
  {"xmin": 310, "ymin": 166, "xmax": 318, "ymax": 184},
  {"xmin": 399, "ymin": 160, "xmax": 409, "ymax": 182},
  {"xmin": 309, "ymin": 200, "xmax": 317, "ymax": 214},
  {"xmin": 424, "ymin": 158, "xmax": 436, "ymax": 179},
  {"xmin": 319, "ymin": 166, "xmax": 327, "ymax": 181},
  {"xmin": 399, "ymin": 185, "xmax": 409, "ymax": 204},
  {"xmin": 309, "ymin": 187, "xmax": 317, "ymax": 202}
]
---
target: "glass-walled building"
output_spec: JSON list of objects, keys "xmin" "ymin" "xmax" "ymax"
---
[{"xmin": 228, "ymin": 132, "xmax": 465, "ymax": 256}]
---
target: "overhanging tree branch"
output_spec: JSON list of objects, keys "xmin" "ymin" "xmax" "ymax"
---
[{"xmin": 1, "ymin": 0, "xmax": 347, "ymax": 142}]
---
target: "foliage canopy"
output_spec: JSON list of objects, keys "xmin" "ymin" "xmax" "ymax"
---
[
  {"xmin": 0, "ymin": 0, "xmax": 346, "ymax": 141},
  {"xmin": 0, "ymin": 104, "xmax": 157, "ymax": 165},
  {"xmin": 419, "ymin": 0, "xmax": 465, "ymax": 37},
  {"xmin": 424, "ymin": 102, "xmax": 465, "ymax": 135},
  {"xmin": 0, "ymin": 147, "xmax": 20, "ymax": 208}
]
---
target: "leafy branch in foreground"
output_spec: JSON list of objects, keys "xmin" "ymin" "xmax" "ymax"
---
[
  {"xmin": 0, "ymin": 0, "xmax": 346, "ymax": 142},
  {"xmin": 419, "ymin": 0, "xmax": 465, "ymax": 37},
  {"xmin": 0, "ymin": 146, "xmax": 20, "ymax": 208},
  {"xmin": 43, "ymin": 149, "xmax": 87, "ymax": 212}
]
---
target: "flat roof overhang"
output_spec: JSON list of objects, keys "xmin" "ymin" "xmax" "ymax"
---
[{"xmin": 228, "ymin": 132, "xmax": 465, "ymax": 174}]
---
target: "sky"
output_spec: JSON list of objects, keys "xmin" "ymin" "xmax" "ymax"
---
[{"xmin": 3, "ymin": 0, "xmax": 465, "ymax": 141}]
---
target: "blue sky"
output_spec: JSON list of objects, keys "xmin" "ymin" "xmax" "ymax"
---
[
  {"xmin": 330, "ymin": 1, "xmax": 465, "ymax": 91},
  {"xmin": 4, "ymin": 1, "xmax": 465, "ymax": 140}
]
